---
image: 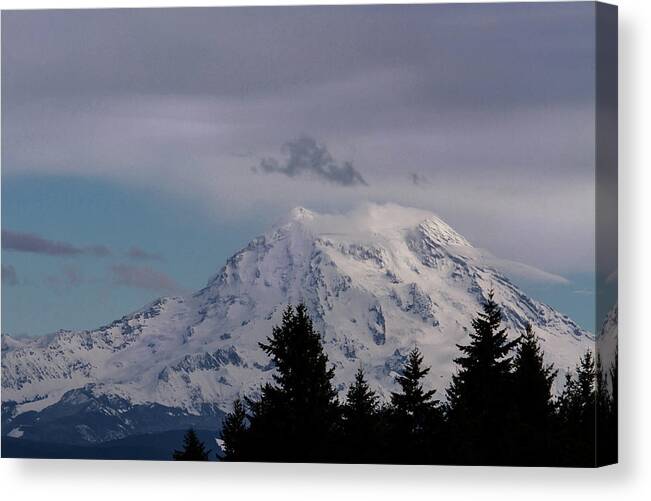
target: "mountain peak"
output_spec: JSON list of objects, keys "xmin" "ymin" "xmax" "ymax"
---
[
  {"xmin": 286, "ymin": 206, "xmax": 316, "ymax": 222},
  {"xmin": 278, "ymin": 203, "xmax": 472, "ymax": 248},
  {"xmin": 2, "ymin": 202, "xmax": 591, "ymax": 445},
  {"xmin": 416, "ymin": 214, "xmax": 472, "ymax": 248}
]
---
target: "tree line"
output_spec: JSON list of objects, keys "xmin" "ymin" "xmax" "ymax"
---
[{"xmin": 174, "ymin": 293, "xmax": 617, "ymax": 466}]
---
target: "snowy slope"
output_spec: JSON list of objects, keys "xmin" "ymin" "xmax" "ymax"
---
[
  {"xmin": 2, "ymin": 203, "xmax": 593, "ymax": 443},
  {"xmin": 597, "ymin": 304, "xmax": 618, "ymax": 372}
]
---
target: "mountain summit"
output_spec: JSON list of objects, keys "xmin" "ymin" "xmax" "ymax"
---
[{"xmin": 2, "ymin": 204, "xmax": 591, "ymax": 444}]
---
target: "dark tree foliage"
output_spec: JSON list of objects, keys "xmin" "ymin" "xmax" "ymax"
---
[
  {"xmin": 225, "ymin": 304, "xmax": 340, "ymax": 462},
  {"xmin": 557, "ymin": 350, "xmax": 596, "ymax": 466},
  {"xmin": 219, "ymin": 398, "xmax": 248, "ymax": 461},
  {"xmin": 511, "ymin": 324, "xmax": 558, "ymax": 465},
  {"xmin": 341, "ymin": 367, "xmax": 381, "ymax": 462},
  {"xmin": 172, "ymin": 429, "xmax": 211, "ymax": 461},
  {"xmin": 445, "ymin": 291, "xmax": 519, "ymax": 465},
  {"xmin": 388, "ymin": 348, "xmax": 443, "ymax": 464},
  {"xmin": 609, "ymin": 352, "xmax": 618, "ymax": 460},
  {"xmin": 596, "ymin": 352, "xmax": 618, "ymax": 465},
  {"xmin": 391, "ymin": 348, "xmax": 437, "ymax": 417},
  {"xmin": 215, "ymin": 301, "xmax": 615, "ymax": 466},
  {"xmin": 608, "ymin": 352, "xmax": 618, "ymax": 460}
]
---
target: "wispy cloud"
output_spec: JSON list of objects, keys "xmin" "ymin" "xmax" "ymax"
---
[
  {"xmin": 2, "ymin": 264, "xmax": 19, "ymax": 286},
  {"xmin": 446, "ymin": 244, "xmax": 570, "ymax": 285},
  {"xmin": 44, "ymin": 264, "xmax": 86, "ymax": 289},
  {"xmin": 109, "ymin": 264, "xmax": 182, "ymax": 293},
  {"xmin": 2, "ymin": 229, "xmax": 111, "ymax": 257},
  {"xmin": 486, "ymin": 257, "xmax": 570, "ymax": 285},
  {"xmin": 126, "ymin": 246, "xmax": 163, "ymax": 261},
  {"xmin": 85, "ymin": 245, "xmax": 112, "ymax": 257},
  {"xmin": 256, "ymin": 136, "xmax": 368, "ymax": 187},
  {"xmin": 2, "ymin": 230, "xmax": 167, "ymax": 267}
]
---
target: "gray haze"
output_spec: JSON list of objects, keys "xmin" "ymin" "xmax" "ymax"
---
[{"xmin": 2, "ymin": 3, "xmax": 597, "ymax": 275}]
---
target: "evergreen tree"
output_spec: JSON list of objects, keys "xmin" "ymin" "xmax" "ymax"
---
[
  {"xmin": 596, "ymin": 352, "xmax": 618, "ymax": 465},
  {"xmin": 511, "ymin": 324, "xmax": 557, "ymax": 465},
  {"xmin": 240, "ymin": 304, "xmax": 340, "ymax": 462},
  {"xmin": 608, "ymin": 351, "xmax": 618, "ymax": 461},
  {"xmin": 212, "ymin": 298, "xmax": 607, "ymax": 466},
  {"xmin": 341, "ymin": 367, "xmax": 380, "ymax": 462},
  {"xmin": 391, "ymin": 348, "xmax": 437, "ymax": 423},
  {"xmin": 557, "ymin": 371, "xmax": 579, "ymax": 431},
  {"xmin": 172, "ymin": 429, "xmax": 210, "ymax": 461},
  {"xmin": 389, "ymin": 348, "xmax": 442, "ymax": 463},
  {"xmin": 577, "ymin": 350, "xmax": 597, "ymax": 464},
  {"xmin": 557, "ymin": 350, "xmax": 596, "ymax": 466},
  {"xmin": 220, "ymin": 398, "xmax": 248, "ymax": 461},
  {"xmin": 445, "ymin": 291, "xmax": 519, "ymax": 465}
]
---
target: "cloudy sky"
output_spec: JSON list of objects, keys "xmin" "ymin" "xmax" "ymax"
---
[{"xmin": 2, "ymin": 3, "xmax": 601, "ymax": 335}]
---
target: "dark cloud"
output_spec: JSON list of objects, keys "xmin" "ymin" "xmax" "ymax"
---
[
  {"xmin": 2, "ymin": 230, "xmax": 112, "ymax": 257},
  {"xmin": 257, "ymin": 136, "xmax": 367, "ymax": 186},
  {"xmin": 410, "ymin": 173, "xmax": 430, "ymax": 186},
  {"xmin": 126, "ymin": 246, "xmax": 163, "ymax": 261},
  {"xmin": 2, "ymin": 264, "xmax": 18, "ymax": 286},
  {"xmin": 110, "ymin": 264, "xmax": 181, "ymax": 293}
]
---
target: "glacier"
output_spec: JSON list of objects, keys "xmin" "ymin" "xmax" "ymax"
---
[{"xmin": 1, "ymin": 203, "xmax": 593, "ymax": 444}]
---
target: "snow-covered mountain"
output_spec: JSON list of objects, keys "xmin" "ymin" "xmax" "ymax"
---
[
  {"xmin": 597, "ymin": 304, "xmax": 618, "ymax": 374},
  {"xmin": 2, "ymin": 203, "xmax": 593, "ymax": 444}
]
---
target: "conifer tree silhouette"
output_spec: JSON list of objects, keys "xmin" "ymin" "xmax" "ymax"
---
[
  {"xmin": 220, "ymin": 398, "xmax": 248, "ymax": 461},
  {"xmin": 596, "ymin": 355, "xmax": 613, "ymax": 465},
  {"xmin": 606, "ymin": 351, "xmax": 618, "ymax": 463},
  {"xmin": 391, "ymin": 348, "xmax": 438, "ymax": 424},
  {"xmin": 511, "ymin": 324, "xmax": 557, "ymax": 465},
  {"xmin": 389, "ymin": 348, "xmax": 442, "ymax": 463},
  {"xmin": 214, "ymin": 301, "xmax": 607, "ymax": 466},
  {"xmin": 558, "ymin": 350, "xmax": 596, "ymax": 466},
  {"xmin": 237, "ymin": 304, "xmax": 340, "ymax": 462},
  {"xmin": 172, "ymin": 429, "xmax": 210, "ymax": 461},
  {"xmin": 445, "ymin": 291, "xmax": 518, "ymax": 465},
  {"xmin": 342, "ymin": 367, "xmax": 380, "ymax": 462}
]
